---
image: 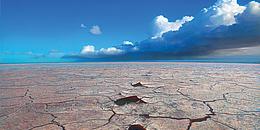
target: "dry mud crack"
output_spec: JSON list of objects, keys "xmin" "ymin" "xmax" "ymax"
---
[{"xmin": 0, "ymin": 62, "xmax": 259, "ymax": 130}]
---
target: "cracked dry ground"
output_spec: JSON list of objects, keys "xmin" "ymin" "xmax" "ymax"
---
[{"xmin": 0, "ymin": 63, "xmax": 259, "ymax": 130}]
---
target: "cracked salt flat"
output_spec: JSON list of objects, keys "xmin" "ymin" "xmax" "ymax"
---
[{"xmin": 0, "ymin": 62, "xmax": 259, "ymax": 130}]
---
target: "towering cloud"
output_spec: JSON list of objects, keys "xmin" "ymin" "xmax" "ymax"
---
[
  {"xmin": 207, "ymin": 0, "xmax": 246, "ymax": 26},
  {"xmin": 152, "ymin": 15, "xmax": 194, "ymax": 39},
  {"xmin": 246, "ymin": 1, "xmax": 260, "ymax": 16},
  {"xmin": 65, "ymin": 0, "xmax": 260, "ymax": 61}
]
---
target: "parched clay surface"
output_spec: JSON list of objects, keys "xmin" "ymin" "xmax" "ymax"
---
[{"xmin": 0, "ymin": 62, "xmax": 259, "ymax": 130}]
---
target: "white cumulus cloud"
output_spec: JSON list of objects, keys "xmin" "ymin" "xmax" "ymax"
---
[
  {"xmin": 152, "ymin": 15, "xmax": 194, "ymax": 39},
  {"xmin": 123, "ymin": 41, "xmax": 134, "ymax": 46},
  {"xmin": 80, "ymin": 24, "xmax": 87, "ymax": 28},
  {"xmin": 81, "ymin": 45, "xmax": 95, "ymax": 54},
  {"xmin": 90, "ymin": 25, "xmax": 102, "ymax": 35},
  {"xmin": 80, "ymin": 45, "xmax": 123, "ymax": 56},
  {"xmin": 244, "ymin": 1, "xmax": 260, "ymax": 16},
  {"xmin": 100, "ymin": 47, "xmax": 123, "ymax": 55},
  {"xmin": 207, "ymin": 0, "xmax": 246, "ymax": 26}
]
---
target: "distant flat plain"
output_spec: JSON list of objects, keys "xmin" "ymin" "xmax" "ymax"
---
[{"xmin": 0, "ymin": 62, "xmax": 259, "ymax": 130}]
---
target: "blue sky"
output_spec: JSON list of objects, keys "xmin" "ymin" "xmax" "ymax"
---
[{"xmin": 1, "ymin": 0, "xmax": 260, "ymax": 63}]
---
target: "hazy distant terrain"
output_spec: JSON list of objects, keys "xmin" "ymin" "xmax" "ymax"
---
[{"xmin": 0, "ymin": 63, "xmax": 259, "ymax": 130}]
